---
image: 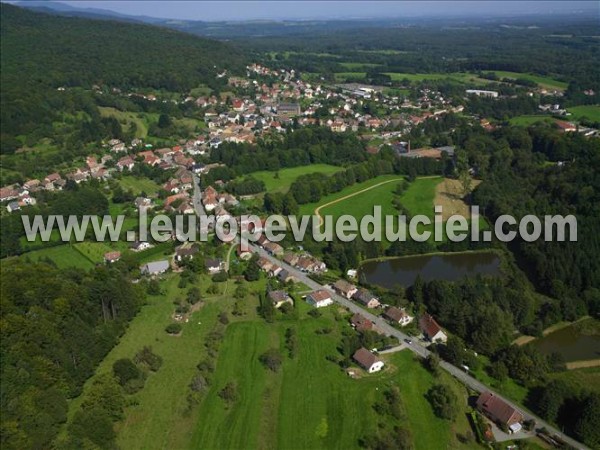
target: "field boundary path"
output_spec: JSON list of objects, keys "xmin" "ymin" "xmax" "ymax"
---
[{"xmin": 314, "ymin": 178, "xmax": 402, "ymax": 226}]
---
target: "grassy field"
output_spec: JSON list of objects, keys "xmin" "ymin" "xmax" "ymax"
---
[
  {"xmin": 333, "ymin": 71, "xmax": 490, "ymax": 86},
  {"xmin": 190, "ymin": 305, "xmax": 474, "ymax": 450},
  {"xmin": 509, "ymin": 115, "xmax": 556, "ymax": 126},
  {"xmin": 73, "ymin": 241, "xmax": 115, "ymax": 263},
  {"xmin": 244, "ymin": 164, "xmax": 343, "ymax": 194},
  {"xmin": 298, "ymin": 175, "xmax": 403, "ymax": 216},
  {"xmin": 61, "ymin": 274, "xmax": 255, "ymax": 449},
  {"xmin": 99, "ymin": 107, "xmax": 150, "ymax": 138},
  {"xmin": 489, "ymin": 71, "xmax": 568, "ymax": 90},
  {"xmin": 119, "ymin": 175, "xmax": 162, "ymax": 196},
  {"xmin": 19, "ymin": 244, "xmax": 95, "ymax": 270},
  {"xmin": 399, "ymin": 177, "xmax": 443, "ymax": 219},
  {"xmin": 60, "ymin": 268, "xmax": 479, "ymax": 450},
  {"xmin": 568, "ymin": 105, "xmax": 600, "ymax": 122}
]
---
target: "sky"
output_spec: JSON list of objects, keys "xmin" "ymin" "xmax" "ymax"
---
[{"xmin": 12, "ymin": 1, "xmax": 600, "ymax": 21}]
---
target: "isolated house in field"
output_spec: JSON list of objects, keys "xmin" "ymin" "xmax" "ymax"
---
[
  {"xmin": 350, "ymin": 313, "xmax": 373, "ymax": 333},
  {"xmin": 384, "ymin": 307, "xmax": 414, "ymax": 327},
  {"xmin": 104, "ymin": 251, "xmax": 121, "ymax": 263},
  {"xmin": 332, "ymin": 279, "xmax": 357, "ymax": 299},
  {"xmin": 476, "ymin": 391, "xmax": 523, "ymax": 433},
  {"xmin": 268, "ymin": 290, "xmax": 293, "ymax": 308},
  {"xmin": 306, "ymin": 289, "xmax": 333, "ymax": 308},
  {"xmin": 141, "ymin": 260, "xmax": 169, "ymax": 275},
  {"xmin": 419, "ymin": 314, "xmax": 447, "ymax": 343},
  {"xmin": 353, "ymin": 288, "xmax": 381, "ymax": 309},
  {"xmin": 353, "ymin": 347, "xmax": 384, "ymax": 373}
]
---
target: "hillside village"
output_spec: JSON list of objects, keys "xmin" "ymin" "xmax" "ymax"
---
[{"xmin": 2, "ymin": 60, "xmax": 598, "ymax": 214}]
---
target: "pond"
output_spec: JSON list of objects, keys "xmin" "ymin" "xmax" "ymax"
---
[
  {"xmin": 359, "ymin": 252, "xmax": 501, "ymax": 289},
  {"xmin": 533, "ymin": 320, "xmax": 600, "ymax": 362}
]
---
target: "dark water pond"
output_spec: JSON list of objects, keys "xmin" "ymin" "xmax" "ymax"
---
[
  {"xmin": 360, "ymin": 252, "xmax": 501, "ymax": 289},
  {"xmin": 534, "ymin": 321, "xmax": 600, "ymax": 362}
]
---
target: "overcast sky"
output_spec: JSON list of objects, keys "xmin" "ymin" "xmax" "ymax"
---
[{"xmin": 14, "ymin": 1, "xmax": 600, "ymax": 21}]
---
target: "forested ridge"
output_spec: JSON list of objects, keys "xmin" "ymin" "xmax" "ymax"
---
[
  {"xmin": 0, "ymin": 4, "xmax": 246, "ymax": 147},
  {"xmin": 0, "ymin": 260, "xmax": 145, "ymax": 449}
]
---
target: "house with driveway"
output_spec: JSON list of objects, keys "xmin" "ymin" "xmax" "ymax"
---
[
  {"xmin": 332, "ymin": 279, "xmax": 357, "ymax": 299},
  {"xmin": 306, "ymin": 289, "xmax": 333, "ymax": 308},
  {"xmin": 353, "ymin": 347, "xmax": 384, "ymax": 373},
  {"xmin": 353, "ymin": 288, "xmax": 380, "ymax": 308},
  {"xmin": 419, "ymin": 314, "xmax": 448, "ymax": 343},
  {"xmin": 476, "ymin": 391, "xmax": 524, "ymax": 433}
]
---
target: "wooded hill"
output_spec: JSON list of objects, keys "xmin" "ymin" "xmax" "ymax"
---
[{"xmin": 0, "ymin": 4, "xmax": 246, "ymax": 146}]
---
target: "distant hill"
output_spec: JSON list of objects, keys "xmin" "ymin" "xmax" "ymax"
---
[
  {"xmin": 0, "ymin": 3, "xmax": 247, "ymax": 145},
  {"xmin": 14, "ymin": 0, "xmax": 165, "ymax": 24}
]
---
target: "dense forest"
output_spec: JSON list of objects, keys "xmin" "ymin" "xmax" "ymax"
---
[
  {"xmin": 0, "ymin": 4, "xmax": 246, "ymax": 151},
  {"xmin": 0, "ymin": 260, "xmax": 145, "ymax": 449}
]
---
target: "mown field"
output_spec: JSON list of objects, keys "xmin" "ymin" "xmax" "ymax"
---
[
  {"xmin": 244, "ymin": 164, "xmax": 343, "ymax": 194},
  {"xmin": 298, "ymin": 174, "xmax": 403, "ymax": 216},
  {"xmin": 99, "ymin": 107, "xmax": 151, "ymax": 138},
  {"xmin": 58, "ymin": 267, "xmax": 478, "ymax": 450},
  {"xmin": 509, "ymin": 115, "xmax": 557, "ymax": 126},
  {"xmin": 568, "ymin": 105, "xmax": 600, "ymax": 122},
  {"xmin": 119, "ymin": 175, "xmax": 162, "ymax": 196},
  {"xmin": 190, "ymin": 311, "xmax": 474, "ymax": 450},
  {"xmin": 18, "ymin": 244, "xmax": 95, "ymax": 270},
  {"xmin": 488, "ymin": 71, "xmax": 568, "ymax": 90}
]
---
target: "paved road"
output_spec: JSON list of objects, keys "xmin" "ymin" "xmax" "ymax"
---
[
  {"xmin": 190, "ymin": 180, "xmax": 587, "ymax": 450},
  {"xmin": 251, "ymin": 245, "xmax": 589, "ymax": 450}
]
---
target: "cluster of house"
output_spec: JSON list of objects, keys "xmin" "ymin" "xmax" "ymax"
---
[
  {"xmin": 282, "ymin": 251, "xmax": 327, "ymax": 273},
  {"xmin": 255, "ymin": 255, "xmax": 298, "ymax": 284},
  {"xmin": 115, "ymin": 143, "xmax": 196, "ymax": 173},
  {"xmin": 190, "ymin": 63, "xmax": 471, "ymax": 151},
  {"xmin": 201, "ymin": 185, "xmax": 239, "ymax": 219},
  {"xmin": 1, "ymin": 183, "xmax": 38, "ymax": 212},
  {"xmin": 173, "ymin": 244, "xmax": 225, "ymax": 274}
]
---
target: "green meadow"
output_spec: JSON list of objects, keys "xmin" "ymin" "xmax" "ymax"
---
[
  {"xmin": 568, "ymin": 105, "xmax": 600, "ymax": 122},
  {"xmin": 119, "ymin": 175, "xmax": 162, "ymax": 196},
  {"xmin": 509, "ymin": 115, "xmax": 556, "ymax": 126},
  {"xmin": 18, "ymin": 244, "xmax": 95, "ymax": 270},
  {"xmin": 62, "ymin": 268, "xmax": 475, "ymax": 450},
  {"xmin": 490, "ymin": 71, "xmax": 568, "ymax": 90},
  {"xmin": 298, "ymin": 175, "xmax": 403, "ymax": 216},
  {"xmin": 245, "ymin": 164, "xmax": 343, "ymax": 194}
]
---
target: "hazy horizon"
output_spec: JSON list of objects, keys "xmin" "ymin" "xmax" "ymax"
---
[{"xmin": 8, "ymin": 0, "xmax": 599, "ymax": 22}]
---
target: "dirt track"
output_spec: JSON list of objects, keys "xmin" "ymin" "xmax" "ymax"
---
[{"xmin": 313, "ymin": 178, "xmax": 402, "ymax": 226}]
